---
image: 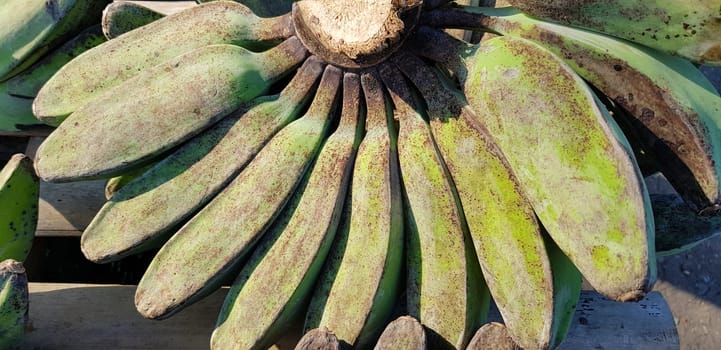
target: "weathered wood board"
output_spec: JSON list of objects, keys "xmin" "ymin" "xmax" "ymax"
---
[{"xmin": 24, "ymin": 284, "xmax": 677, "ymax": 350}]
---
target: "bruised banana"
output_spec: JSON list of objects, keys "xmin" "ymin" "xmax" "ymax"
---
[
  {"xmin": 379, "ymin": 63, "xmax": 484, "ymax": 350},
  {"xmin": 211, "ymin": 72, "xmax": 362, "ymax": 350},
  {"xmin": 504, "ymin": 0, "xmax": 721, "ymax": 65},
  {"xmin": 35, "ymin": 37, "xmax": 308, "ymax": 182},
  {"xmin": 0, "ymin": 260, "xmax": 28, "ymax": 350},
  {"xmin": 33, "ymin": 1, "xmax": 295, "ymax": 122},
  {"xmin": 426, "ymin": 6, "xmax": 721, "ymax": 213},
  {"xmin": 410, "ymin": 30, "xmax": 655, "ymax": 301},
  {"xmin": 134, "ymin": 65, "xmax": 342, "ymax": 320},
  {"xmin": 394, "ymin": 52, "xmax": 579, "ymax": 350},
  {"xmin": 305, "ymin": 70, "xmax": 403, "ymax": 349},
  {"xmin": 0, "ymin": 155, "xmax": 38, "ymax": 263},
  {"xmin": 81, "ymin": 57, "xmax": 323, "ymax": 264},
  {"xmin": 0, "ymin": 0, "xmax": 109, "ymax": 80}
]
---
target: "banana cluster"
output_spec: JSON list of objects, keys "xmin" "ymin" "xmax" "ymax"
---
[{"xmin": 24, "ymin": 0, "xmax": 721, "ymax": 349}]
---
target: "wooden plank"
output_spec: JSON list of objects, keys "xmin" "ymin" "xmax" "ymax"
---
[
  {"xmin": 24, "ymin": 284, "xmax": 677, "ymax": 349},
  {"xmin": 36, "ymin": 180, "xmax": 106, "ymax": 237}
]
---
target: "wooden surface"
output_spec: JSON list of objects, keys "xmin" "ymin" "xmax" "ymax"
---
[
  {"xmin": 24, "ymin": 284, "xmax": 677, "ymax": 350},
  {"xmin": 36, "ymin": 180, "xmax": 106, "ymax": 237}
]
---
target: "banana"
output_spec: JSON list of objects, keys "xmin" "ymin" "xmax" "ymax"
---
[
  {"xmin": 81, "ymin": 56, "xmax": 323, "ymax": 264},
  {"xmin": 379, "ymin": 63, "xmax": 483, "ymax": 349},
  {"xmin": 35, "ymin": 37, "xmax": 308, "ymax": 182},
  {"xmin": 0, "ymin": 0, "xmax": 110, "ymax": 81},
  {"xmin": 0, "ymin": 84, "xmax": 39, "ymax": 132},
  {"xmin": 33, "ymin": 1, "xmax": 295, "ymax": 122},
  {"xmin": 393, "ymin": 52, "xmax": 579, "ymax": 350},
  {"xmin": 0, "ymin": 155, "xmax": 38, "ymax": 263},
  {"xmin": 423, "ymin": 6, "xmax": 721, "ymax": 213},
  {"xmin": 409, "ymin": 29, "xmax": 655, "ymax": 301},
  {"xmin": 197, "ymin": 0, "xmax": 295, "ymax": 18},
  {"xmin": 103, "ymin": 162, "xmax": 156, "ymax": 200},
  {"xmin": 211, "ymin": 72, "xmax": 362, "ymax": 350},
  {"xmin": 503, "ymin": 0, "xmax": 721, "ymax": 66},
  {"xmin": 374, "ymin": 316, "xmax": 427, "ymax": 350},
  {"xmin": 6, "ymin": 25, "xmax": 106, "ymax": 101},
  {"xmin": 304, "ymin": 70, "xmax": 403, "ymax": 349},
  {"xmin": 0, "ymin": 260, "xmax": 28, "ymax": 350},
  {"xmin": 134, "ymin": 65, "xmax": 342, "ymax": 320},
  {"xmin": 101, "ymin": 2, "xmax": 166, "ymax": 40}
]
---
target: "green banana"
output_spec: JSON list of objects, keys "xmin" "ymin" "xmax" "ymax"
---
[
  {"xmin": 0, "ymin": 260, "xmax": 28, "ymax": 350},
  {"xmin": 101, "ymin": 2, "xmax": 166, "ymax": 40},
  {"xmin": 379, "ymin": 63, "xmax": 483, "ymax": 349},
  {"xmin": 197, "ymin": 0, "xmax": 295, "ymax": 17},
  {"xmin": 81, "ymin": 56, "xmax": 323, "ymax": 264},
  {"xmin": 134, "ymin": 65, "xmax": 342, "ymax": 320},
  {"xmin": 103, "ymin": 162, "xmax": 156, "ymax": 200},
  {"xmin": 211, "ymin": 72, "xmax": 362, "ymax": 350},
  {"xmin": 409, "ymin": 30, "xmax": 655, "ymax": 301},
  {"xmin": 6, "ymin": 25, "xmax": 106, "ymax": 101},
  {"xmin": 35, "ymin": 37, "xmax": 308, "ymax": 182},
  {"xmin": 33, "ymin": 1, "xmax": 295, "ymax": 122},
  {"xmin": 0, "ymin": 155, "xmax": 38, "ymax": 263},
  {"xmin": 503, "ymin": 1, "xmax": 721, "ymax": 65},
  {"xmin": 374, "ymin": 316, "xmax": 427, "ymax": 350},
  {"xmin": 394, "ymin": 52, "xmax": 579, "ymax": 349},
  {"xmin": 304, "ymin": 70, "xmax": 403, "ymax": 349},
  {"xmin": 0, "ymin": 0, "xmax": 110, "ymax": 81},
  {"xmin": 0, "ymin": 84, "xmax": 38, "ymax": 132},
  {"xmin": 424, "ymin": 6, "xmax": 721, "ymax": 213}
]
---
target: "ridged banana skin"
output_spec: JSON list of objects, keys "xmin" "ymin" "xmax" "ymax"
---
[
  {"xmin": 35, "ymin": 38, "xmax": 308, "ymax": 182},
  {"xmin": 393, "ymin": 53, "xmax": 576, "ymax": 350},
  {"xmin": 506, "ymin": 0, "xmax": 721, "ymax": 65},
  {"xmin": 0, "ymin": 260, "xmax": 28, "ymax": 350},
  {"xmin": 464, "ymin": 36, "xmax": 655, "ymax": 301},
  {"xmin": 80, "ymin": 57, "xmax": 323, "ymax": 264},
  {"xmin": 32, "ymin": 1, "xmax": 294, "ymax": 122},
  {"xmin": 379, "ymin": 63, "xmax": 483, "ymax": 350},
  {"xmin": 6, "ymin": 25, "xmax": 106, "ymax": 101},
  {"xmin": 305, "ymin": 70, "xmax": 403, "ymax": 348},
  {"xmin": 211, "ymin": 72, "xmax": 362, "ymax": 350},
  {"xmin": 0, "ymin": 0, "xmax": 110, "ymax": 81},
  {"xmin": 197, "ymin": 0, "xmax": 295, "ymax": 17},
  {"xmin": 471, "ymin": 7, "xmax": 721, "ymax": 213},
  {"xmin": 134, "ymin": 66, "xmax": 342, "ymax": 320},
  {"xmin": 0, "ymin": 84, "xmax": 39, "ymax": 132},
  {"xmin": 0, "ymin": 155, "xmax": 38, "ymax": 263},
  {"xmin": 101, "ymin": 2, "xmax": 165, "ymax": 40}
]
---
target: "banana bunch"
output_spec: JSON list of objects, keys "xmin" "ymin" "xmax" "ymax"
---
[
  {"xmin": 29, "ymin": 0, "xmax": 721, "ymax": 349},
  {"xmin": 0, "ymin": 0, "xmax": 112, "ymax": 131}
]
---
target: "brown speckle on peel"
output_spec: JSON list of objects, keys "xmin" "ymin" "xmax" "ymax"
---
[{"xmin": 702, "ymin": 44, "xmax": 721, "ymax": 62}]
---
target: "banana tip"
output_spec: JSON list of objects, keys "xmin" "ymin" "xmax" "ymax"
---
[{"xmin": 615, "ymin": 289, "xmax": 646, "ymax": 302}]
